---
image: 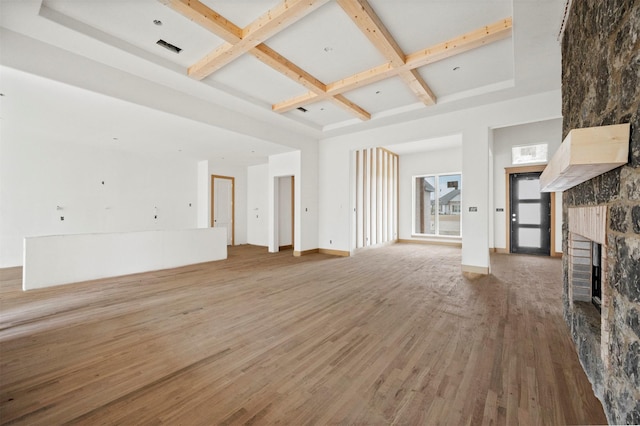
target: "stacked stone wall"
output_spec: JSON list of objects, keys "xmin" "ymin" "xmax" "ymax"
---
[{"xmin": 561, "ymin": 0, "xmax": 640, "ymax": 423}]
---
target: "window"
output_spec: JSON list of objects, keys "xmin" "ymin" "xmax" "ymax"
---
[
  {"xmin": 413, "ymin": 173, "xmax": 461, "ymax": 236},
  {"xmin": 512, "ymin": 143, "xmax": 548, "ymax": 164}
]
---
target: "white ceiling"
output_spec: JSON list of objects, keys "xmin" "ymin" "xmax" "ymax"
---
[
  {"xmin": 0, "ymin": 0, "xmax": 564, "ymax": 165},
  {"xmin": 0, "ymin": 66, "xmax": 291, "ymax": 166}
]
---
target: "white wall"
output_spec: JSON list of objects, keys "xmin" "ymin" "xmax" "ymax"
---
[
  {"xmin": 247, "ymin": 164, "xmax": 269, "ymax": 247},
  {"xmin": 318, "ymin": 90, "xmax": 562, "ymax": 271},
  {"xmin": 0, "ymin": 134, "xmax": 198, "ymax": 267},
  {"xmin": 398, "ymin": 145, "xmax": 462, "ymax": 240},
  {"xmin": 492, "ymin": 118, "xmax": 563, "ymax": 251},
  {"xmin": 299, "ymin": 145, "xmax": 319, "ymax": 252},
  {"xmin": 197, "ymin": 160, "xmax": 209, "ymax": 228},
  {"xmin": 318, "ymin": 142, "xmax": 350, "ymax": 251}
]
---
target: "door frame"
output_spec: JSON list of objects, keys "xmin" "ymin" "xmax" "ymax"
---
[
  {"xmin": 211, "ymin": 175, "xmax": 235, "ymax": 246},
  {"xmin": 505, "ymin": 165, "xmax": 555, "ymax": 256}
]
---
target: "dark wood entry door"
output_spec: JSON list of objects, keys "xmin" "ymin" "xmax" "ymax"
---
[{"xmin": 509, "ymin": 172, "xmax": 551, "ymax": 255}]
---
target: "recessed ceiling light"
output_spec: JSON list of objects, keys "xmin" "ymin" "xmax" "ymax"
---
[
  {"xmin": 323, "ymin": 46, "xmax": 333, "ymax": 53},
  {"xmin": 112, "ymin": 137, "xmax": 119, "ymax": 141},
  {"xmin": 153, "ymin": 19, "xmax": 163, "ymax": 26},
  {"xmin": 453, "ymin": 66, "xmax": 461, "ymax": 71},
  {"xmin": 0, "ymin": 93, "xmax": 5, "ymax": 97},
  {"xmin": 375, "ymin": 90, "xmax": 381, "ymax": 95},
  {"xmin": 320, "ymin": 107, "xmax": 325, "ymax": 111}
]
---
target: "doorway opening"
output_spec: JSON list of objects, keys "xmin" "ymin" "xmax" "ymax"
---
[
  {"xmin": 211, "ymin": 175, "xmax": 235, "ymax": 246},
  {"xmin": 276, "ymin": 176, "xmax": 294, "ymax": 251}
]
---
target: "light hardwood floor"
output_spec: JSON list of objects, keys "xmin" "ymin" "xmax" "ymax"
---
[{"xmin": 0, "ymin": 244, "xmax": 606, "ymax": 425}]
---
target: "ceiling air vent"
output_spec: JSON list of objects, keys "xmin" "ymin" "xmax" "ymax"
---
[
  {"xmin": 296, "ymin": 107, "xmax": 308, "ymax": 113},
  {"xmin": 156, "ymin": 39, "xmax": 182, "ymax": 54}
]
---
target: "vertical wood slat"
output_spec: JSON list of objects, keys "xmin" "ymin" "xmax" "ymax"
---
[
  {"xmin": 370, "ymin": 148, "xmax": 376, "ymax": 246},
  {"xmin": 353, "ymin": 147, "xmax": 399, "ymax": 249},
  {"xmin": 355, "ymin": 150, "xmax": 361, "ymax": 248},
  {"xmin": 380, "ymin": 149, "xmax": 385, "ymax": 242},
  {"xmin": 381, "ymin": 151, "xmax": 384, "ymax": 241},
  {"xmin": 377, "ymin": 148, "xmax": 382, "ymax": 244},
  {"xmin": 393, "ymin": 155, "xmax": 400, "ymax": 238},
  {"xmin": 364, "ymin": 149, "xmax": 369, "ymax": 248},
  {"xmin": 386, "ymin": 149, "xmax": 390, "ymax": 241}
]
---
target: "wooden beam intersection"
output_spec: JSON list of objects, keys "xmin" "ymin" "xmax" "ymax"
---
[
  {"xmin": 336, "ymin": 0, "xmax": 436, "ymax": 105},
  {"xmin": 273, "ymin": 17, "xmax": 513, "ymax": 113},
  {"xmin": 188, "ymin": 0, "xmax": 330, "ymax": 79}
]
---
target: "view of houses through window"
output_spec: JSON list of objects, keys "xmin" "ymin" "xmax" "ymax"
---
[{"xmin": 413, "ymin": 174, "xmax": 462, "ymax": 236}]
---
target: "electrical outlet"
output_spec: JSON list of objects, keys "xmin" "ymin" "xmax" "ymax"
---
[
  {"xmin": 60, "ymin": 216, "xmax": 64, "ymax": 221},
  {"xmin": 330, "ymin": 240, "xmax": 332, "ymax": 244}
]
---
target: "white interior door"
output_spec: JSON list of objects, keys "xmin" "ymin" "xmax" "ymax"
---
[{"xmin": 213, "ymin": 177, "xmax": 233, "ymax": 245}]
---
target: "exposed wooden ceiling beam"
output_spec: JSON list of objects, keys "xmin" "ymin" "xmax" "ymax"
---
[
  {"xmin": 336, "ymin": 0, "xmax": 404, "ymax": 67},
  {"xmin": 272, "ymin": 91, "xmax": 325, "ymax": 114},
  {"xmin": 404, "ymin": 18, "xmax": 513, "ymax": 69},
  {"xmin": 253, "ymin": 46, "xmax": 370, "ymax": 120},
  {"xmin": 250, "ymin": 44, "xmax": 326, "ymax": 94},
  {"xmin": 398, "ymin": 70, "xmax": 436, "ymax": 106},
  {"xmin": 273, "ymin": 17, "xmax": 513, "ymax": 111},
  {"xmin": 336, "ymin": 0, "xmax": 436, "ymax": 105},
  {"xmin": 332, "ymin": 95, "xmax": 371, "ymax": 120},
  {"xmin": 159, "ymin": 0, "xmax": 371, "ymax": 120},
  {"xmin": 188, "ymin": 0, "xmax": 330, "ymax": 80}
]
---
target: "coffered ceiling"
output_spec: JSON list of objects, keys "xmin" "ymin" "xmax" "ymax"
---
[{"xmin": 0, "ymin": 0, "xmax": 564, "ymax": 163}]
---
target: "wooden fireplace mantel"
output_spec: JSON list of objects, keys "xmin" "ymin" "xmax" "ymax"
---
[{"xmin": 540, "ymin": 123, "xmax": 630, "ymax": 192}]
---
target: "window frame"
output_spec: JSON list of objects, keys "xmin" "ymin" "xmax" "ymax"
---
[
  {"xmin": 412, "ymin": 172, "xmax": 462, "ymax": 238},
  {"xmin": 511, "ymin": 143, "xmax": 549, "ymax": 165}
]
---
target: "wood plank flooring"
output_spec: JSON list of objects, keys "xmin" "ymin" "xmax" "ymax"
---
[{"xmin": 0, "ymin": 244, "xmax": 606, "ymax": 425}]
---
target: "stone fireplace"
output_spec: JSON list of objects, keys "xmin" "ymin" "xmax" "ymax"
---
[
  {"xmin": 566, "ymin": 206, "xmax": 611, "ymax": 397},
  {"xmin": 561, "ymin": 0, "xmax": 640, "ymax": 423}
]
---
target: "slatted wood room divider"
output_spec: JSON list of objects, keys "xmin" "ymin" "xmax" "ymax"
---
[{"xmin": 354, "ymin": 147, "xmax": 398, "ymax": 249}]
